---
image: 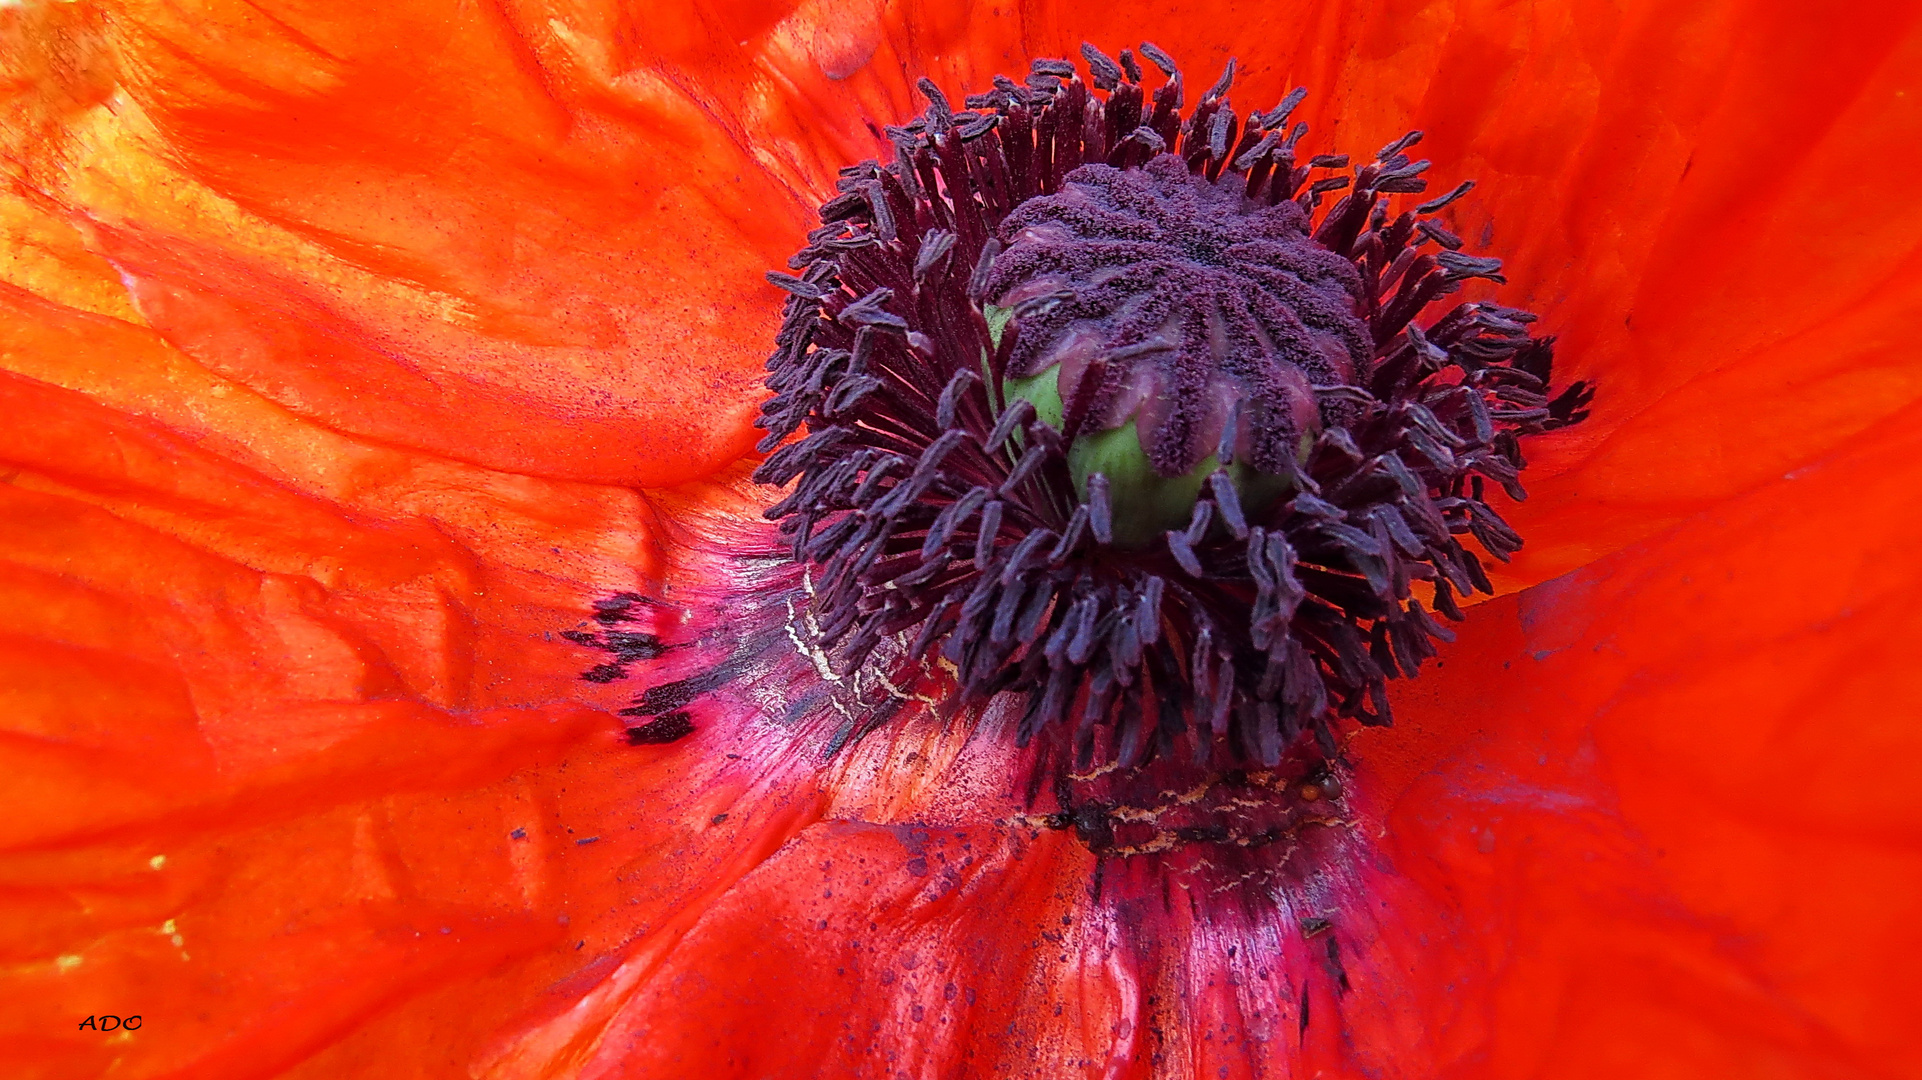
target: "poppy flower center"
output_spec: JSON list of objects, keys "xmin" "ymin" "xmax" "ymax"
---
[{"xmin": 737, "ymin": 44, "xmax": 1589, "ymax": 856}]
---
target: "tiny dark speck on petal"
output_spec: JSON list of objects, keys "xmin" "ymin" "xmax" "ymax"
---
[
  {"xmin": 510, "ymin": 828, "xmax": 527, "ymax": 840},
  {"xmin": 576, "ymin": 836, "xmax": 600, "ymax": 845},
  {"xmin": 906, "ymin": 857, "xmax": 929, "ymax": 877},
  {"xmin": 711, "ymin": 813, "xmax": 729, "ymax": 825}
]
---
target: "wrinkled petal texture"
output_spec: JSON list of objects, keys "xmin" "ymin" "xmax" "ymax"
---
[
  {"xmin": 7, "ymin": 0, "xmax": 1920, "ymax": 538},
  {"xmin": 732, "ymin": 0, "xmax": 1922, "ymax": 592},
  {"xmin": 503, "ymin": 376, "xmax": 1922, "ymax": 1080},
  {"xmin": 1, "ymin": 0, "xmax": 1919, "ymax": 1077},
  {"xmin": 1348, "ymin": 398, "xmax": 1922, "ymax": 1080},
  {"xmin": 9, "ymin": 0, "xmax": 818, "ymax": 487}
]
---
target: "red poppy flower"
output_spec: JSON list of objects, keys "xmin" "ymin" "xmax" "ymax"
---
[{"xmin": 4, "ymin": 0, "xmax": 1920, "ymax": 1077}]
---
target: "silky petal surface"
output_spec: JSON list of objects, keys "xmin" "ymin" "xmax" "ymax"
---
[
  {"xmin": 732, "ymin": 0, "xmax": 1922, "ymax": 591},
  {"xmin": 11, "ymin": 0, "xmax": 1921, "ymax": 537},
  {"xmin": 9, "ymin": 0, "xmax": 820, "ymax": 486},
  {"xmin": 1350, "ymin": 397, "xmax": 1922, "ymax": 1078},
  {"xmin": 496, "ymin": 360, "xmax": 1922, "ymax": 1080},
  {"xmin": 0, "ymin": 260, "xmax": 823, "ymax": 1075},
  {"xmin": 3, "ymin": 0, "xmax": 1920, "ymax": 1076}
]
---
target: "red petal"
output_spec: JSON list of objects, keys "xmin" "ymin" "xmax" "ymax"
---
[
  {"xmin": 489, "ymin": 392, "xmax": 1922, "ymax": 1080},
  {"xmin": 556, "ymin": 822, "xmax": 1131, "ymax": 1080},
  {"xmin": 1351, "ymin": 396, "xmax": 1922, "ymax": 1076},
  {"xmin": 742, "ymin": 0, "xmax": 1922, "ymax": 590},
  {"xmin": 8, "ymin": 1, "xmax": 1921, "ymax": 1076},
  {"xmin": 13, "ymin": 0, "xmax": 825, "ymax": 485},
  {"xmin": 19, "ymin": 0, "xmax": 1922, "ymax": 529},
  {"xmin": 0, "ymin": 291, "xmax": 801, "ymax": 1073}
]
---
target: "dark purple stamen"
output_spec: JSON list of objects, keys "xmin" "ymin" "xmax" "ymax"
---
[{"xmin": 738, "ymin": 46, "xmax": 1589, "ymax": 848}]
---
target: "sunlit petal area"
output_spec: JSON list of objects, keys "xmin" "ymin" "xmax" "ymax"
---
[{"xmin": 2, "ymin": 0, "xmax": 1918, "ymax": 1077}]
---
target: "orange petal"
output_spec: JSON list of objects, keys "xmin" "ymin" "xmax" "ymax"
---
[
  {"xmin": 488, "ymin": 371, "xmax": 1922, "ymax": 1080},
  {"xmin": 0, "ymin": 401, "xmax": 826, "ymax": 1073},
  {"xmin": 1351, "ymin": 394, "xmax": 1922, "ymax": 1076},
  {"xmin": 10, "ymin": 0, "xmax": 825, "ymax": 486},
  {"xmin": 7, "ymin": 1, "xmax": 1920, "ymax": 1077},
  {"xmin": 0, "ymin": 264, "xmax": 784, "ymax": 1073},
  {"xmin": 0, "ymin": 343, "xmax": 655, "ymax": 719},
  {"xmin": 20, "ymin": 0, "xmax": 1920, "ymax": 530},
  {"xmin": 0, "ymin": 700, "xmax": 600, "ymax": 1079},
  {"xmin": 555, "ymin": 822, "xmax": 1132, "ymax": 1080},
  {"xmin": 742, "ymin": 0, "xmax": 1922, "ymax": 590}
]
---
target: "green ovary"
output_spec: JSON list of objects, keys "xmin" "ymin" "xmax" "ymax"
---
[
  {"xmin": 1004, "ymin": 365, "xmax": 1268, "ymax": 547},
  {"xmin": 988, "ymin": 304, "xmax": 1293, "ymax": 546}
]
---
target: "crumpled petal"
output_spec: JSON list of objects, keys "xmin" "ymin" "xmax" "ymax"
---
[
  {"xmin": 0, "ymin": 281, "xmax": 828, "ymax": 1075},
  {"xmin": 545, "ymin": 823, "xmax": 1127, "ymax": 1080},
  {"xmin": 11, "ymin": 0, "xmax": 1921, "ymax": 547},
  {"xmin": 1349, "ymin": 395, "xmax": 1922, "ymax": 1078},
  {"xmin": 488, "ymin": 396, "xmax": 1922, "ymax": 1079},
  {"xmin": 731, "ymin": 0, "xmax": 1922, "ymax": 590},
  {"xmin": 3, "ymin": 0, "xmax": 1920, "ymax": 1077},
  {"xmin": 10, "ymin": 0, "xmax": 823, "ymax": 486}
]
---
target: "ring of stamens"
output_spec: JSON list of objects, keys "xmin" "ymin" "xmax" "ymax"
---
[{"xmin": 753, "ymin": 43, "xmax": 1591, "ymax": 786}]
